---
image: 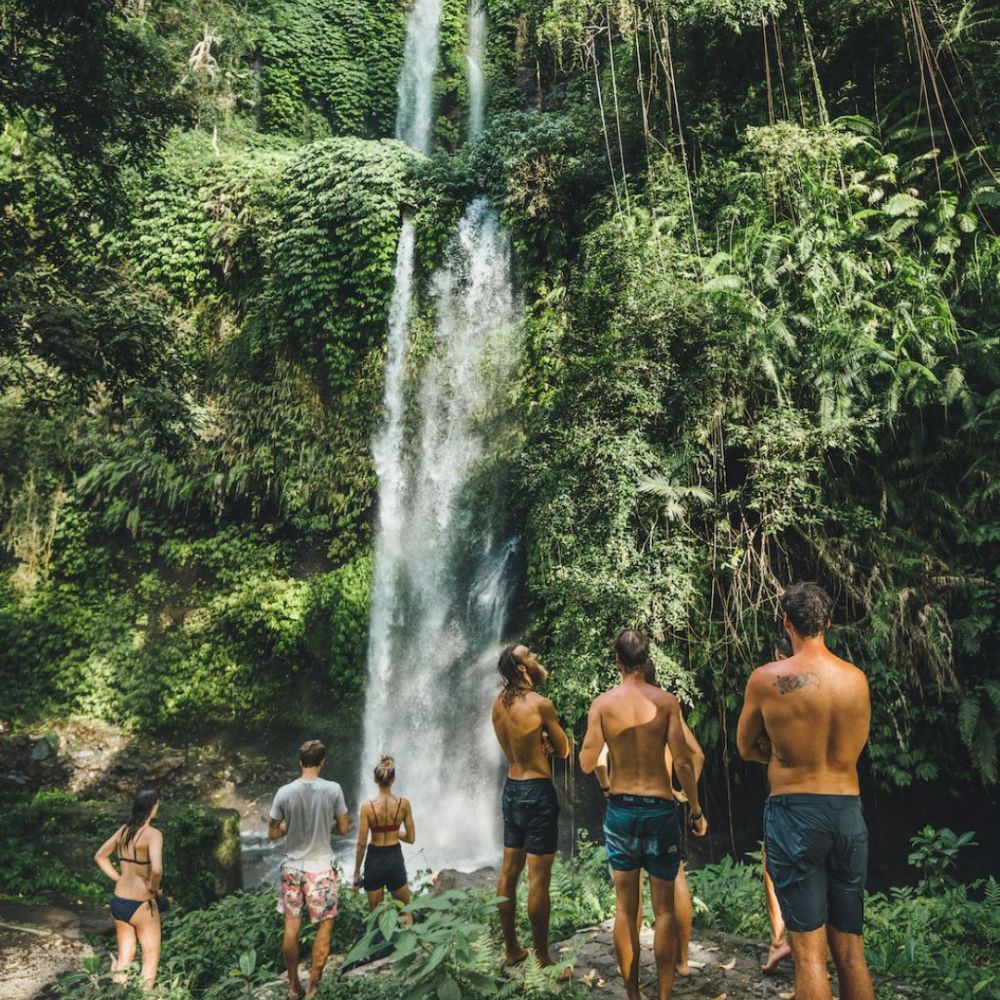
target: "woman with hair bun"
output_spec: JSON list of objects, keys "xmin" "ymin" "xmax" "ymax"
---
[
  {"xmin": 94, "ymin": 788, "xmax": 168, "ymax": 989},
  {"xmin": 352, "ymin": 755, "xmax": 415, "ymax": 919}
]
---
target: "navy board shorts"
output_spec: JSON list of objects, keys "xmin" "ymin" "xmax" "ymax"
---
[
  {"xmin": 604, "ymin": 794, "xmax": 682, "ymax": 881},
  {"xmin": 502, "ymin": 778, "xmax": 559, "ymax": 855},
  {"xmin": 764, "ymin": 793, "xmax": 868, "ymax": 934}
]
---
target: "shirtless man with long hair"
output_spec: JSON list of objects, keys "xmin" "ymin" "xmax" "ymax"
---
[
  {"xmin": 737, "ymin": 583, "xmax": 874, "ymax": 1000},
  {"xmin": 492, "ymin": 643, "xmax": 571, "ymax": 974}
]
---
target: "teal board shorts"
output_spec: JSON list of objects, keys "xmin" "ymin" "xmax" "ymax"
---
[
  {"xmin": 603, "ymin": 794, "xmax": 681, "ymax": 881},
  {"xmin": 764, "ymin": 793, "xmax": 868, "ymax": 934}
]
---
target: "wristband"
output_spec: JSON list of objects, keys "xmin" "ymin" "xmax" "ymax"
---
[
  {"xmin": 689, "ymin": 810, "xmax": 703, "ymax": 822},
  {"xmin": 600, "ymin": 786, "xmax": 611, "ymax": 797}
]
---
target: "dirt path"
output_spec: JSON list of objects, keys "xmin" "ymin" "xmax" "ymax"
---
[
  {"xmin": 0, "ymin": 902, "xmax": 102, "ymax": 1000},
  {"xmin": 556, "ymin": 922, "xmax": 795, "ymax": 998}
]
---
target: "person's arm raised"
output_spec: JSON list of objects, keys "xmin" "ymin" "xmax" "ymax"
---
[
  {"xmin": 736, "ymin": 669, "xmax": 771, "ymax": 764},
  {"xmin": 539, "ymin": 697, "xmax": 571, "ymax": 761},
  {"xmin": 578, "ymin": 698, "xmax": 605, "ymax": 774},
  {"xmin": 667, "ymin": 697, "xmax": 707, "ymax": 835}
]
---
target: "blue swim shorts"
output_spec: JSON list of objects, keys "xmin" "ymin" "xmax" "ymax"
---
[
  {"xmin": 603, "ymin": 794, "xmax": 681, "ymax": 881},
  {"xmin": 764, "ymin": 793, "xmax": 868, "ymax": 934}
]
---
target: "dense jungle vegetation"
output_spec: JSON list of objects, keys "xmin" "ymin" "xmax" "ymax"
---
[
  {"xmin": 3, "ymin": 0, "xmax": 999, "ymax": 795},
  {"xmin": 3, "ymin": 0, "xmax": 1000, "ymax": 997}
]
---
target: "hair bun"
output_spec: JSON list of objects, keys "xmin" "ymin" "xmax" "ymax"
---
[{"xmin": 374, "ymin": 755, "xmax": 396, "ymax": 786}]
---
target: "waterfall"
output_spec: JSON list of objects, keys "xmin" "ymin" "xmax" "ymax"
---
[
  {"xmin": 395, "ymin": 0, "xmax": 443, "ymax": 155},
  {"xmin": 467, "ymin": 0, "xmax": 487, "ymax": 141},
  {"xmin": 362, "ymin": 0, "xmax": 521, "ymax": 869}
]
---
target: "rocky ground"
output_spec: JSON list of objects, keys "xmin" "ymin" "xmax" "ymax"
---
[{"xmin": 0, "ymin": 903, "xmax": 101, "ymax": 1000}]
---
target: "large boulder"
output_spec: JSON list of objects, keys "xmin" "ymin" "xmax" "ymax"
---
[{"xmin": 430, "ymin": 866, "xmax": 499, "ymax": 895}]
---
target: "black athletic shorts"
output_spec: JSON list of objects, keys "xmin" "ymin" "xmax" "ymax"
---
[
  {"xmin": 363, "ymin": 843, "xmax": 408, "ymax": 893},
  {"xmin": 502, "ymin": 777, "xmax": 559, "ymax": 855},
  {"xmin": 764, "ymin": 793, "xmax": 868, "ymax": 934}
]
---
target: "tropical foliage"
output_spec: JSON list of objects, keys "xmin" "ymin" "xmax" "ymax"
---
[{"xmin": 2, "ymin": 0, "xmax": 999, "ymax": 810}]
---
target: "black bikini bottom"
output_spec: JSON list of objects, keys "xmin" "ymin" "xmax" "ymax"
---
[{"xmin": 111, "ymin": 895, "xmax": 169, "ymax": 922}]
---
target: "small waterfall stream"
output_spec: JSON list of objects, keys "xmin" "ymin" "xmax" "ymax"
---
[{"xmin": 360, "ymin": 0, "xmax": 521, "ymax": 869}]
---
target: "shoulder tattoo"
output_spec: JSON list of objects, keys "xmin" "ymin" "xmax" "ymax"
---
[{"xmin": 774, "ymin": 672, "xmax": 820, "ymax": 695}]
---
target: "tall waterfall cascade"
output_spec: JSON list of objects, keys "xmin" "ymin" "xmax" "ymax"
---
[{"xmin": 360, "ymin": 0, "xmax": 522, "ymax": 868}]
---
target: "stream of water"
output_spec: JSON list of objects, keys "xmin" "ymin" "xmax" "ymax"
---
[{"xmin": 360, "ymin": 0, "xmax": 521, "ymax": 871}]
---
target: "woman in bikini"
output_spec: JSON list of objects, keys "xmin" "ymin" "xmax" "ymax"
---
[
  {"xmin": 94, "ymin": 788, "xmax": 168, "ymax": 989},
  {"xmin": 352, "ymin": 756, "xmax": 415, "ymax": 921}
]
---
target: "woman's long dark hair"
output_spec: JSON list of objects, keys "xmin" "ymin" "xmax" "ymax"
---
[{"xmin": 121, "ymin": 788, "xmax": 159, "ymax": 849}]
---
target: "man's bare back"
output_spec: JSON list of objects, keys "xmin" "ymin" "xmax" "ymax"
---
[
  {"xmin": 492, "ymin": 691, "xmax": 564, "ymax": 780},
  {"xmin": 585, "ymin": 682, "xmax": 680, "ymax": 798},
  {"xmin": 738, "ymin": 646, "xmax": 870, "ymax": 795}
]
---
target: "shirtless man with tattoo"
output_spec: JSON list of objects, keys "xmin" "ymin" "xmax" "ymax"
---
[{"xmin": 737, "ymin": 583, "xmax": 874, "ymax": 1000}]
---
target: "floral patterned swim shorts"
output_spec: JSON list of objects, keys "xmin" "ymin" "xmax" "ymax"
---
[{"xmin": 278, "ymin": 866, "xmax": 338, "ymax": 923}]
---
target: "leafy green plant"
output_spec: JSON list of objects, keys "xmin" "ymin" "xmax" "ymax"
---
[
  {"xmin": 344, "ymin": 889, "xmax": 574, "ymax": 999},
  {"xmin": 687, "ymin": 855, "xmax": 770, "ymax": 940},
  {"xmin": 907, "ymin": 826, "xmax": 979, "ymax": 895}
]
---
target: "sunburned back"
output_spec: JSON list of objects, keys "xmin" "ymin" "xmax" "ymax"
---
[
  {"xmin": 493, "ymin": 693, "xmax": 551, "ymax": 779},
  {"xmin": 760, "ymin": 650, "xmax": 870, "ymax": 794},
  {"xmin": 600, "ymin": 682, "xmax": 675, "ymax": 799}
]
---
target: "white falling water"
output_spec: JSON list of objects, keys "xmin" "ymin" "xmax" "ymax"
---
[
  {"xmin": 467, "ymin": 0, "xmax": 487, "ymax": 141},
  {"xmin": 361, "ymin": 0, "xmax": 522, "ymax": 869},
  {"xmin": 363, "ymin": 201, "xmax": 520, "ymax": 868},
  {"xmin": 395, "ymin": 0, "xmax": 443, "ymax": 155}
]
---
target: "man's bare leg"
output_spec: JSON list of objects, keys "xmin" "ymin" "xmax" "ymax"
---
[
  {"xmin": 762, "ymin": 850, "xmax": 791, "ymax": 973},
  {"xmin": 634, "ymin": 869, "xmax": 645, "ymax": 937},
  {"xmin": 282, "ymin": 914, "xmax": 303, "ymax": 998},
  {"xmin": 826, "ymin": 926, "xmax": 874, "ymax": 1000},
  {"xmin": 527, "ymin": 852, "xmax": 568, "ymax": 976},
  {"xmin": 305, "ymin": 918, "xmax": 333, "ymax": 998},
  {"xmin": 789, "ymin": 928, "xmax": 833, "ymax": 1000},
  {"xmin": 612, "ymin": 868, "xmax": 642, "ymax": 1000},
  {"xmin": 673, "ymin": 864, "xmax": 693, "ymax": 976},
  {"xmin": 649, "ymin": 875, "xmax": 678, "ymax": 1000},
  {"xmin": 497, "ymin": 847, "xmax": 528, "ymax": 965}
]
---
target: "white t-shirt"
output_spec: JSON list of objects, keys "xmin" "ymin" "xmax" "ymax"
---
[{"xmin": 269, "ymin": 777, "xmax": 348, "ymax": 872}]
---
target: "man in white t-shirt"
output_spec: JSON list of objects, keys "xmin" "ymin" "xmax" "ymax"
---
[{"xmin": 269, "ymin": 740, "xmax": 349, "ymax": 999}]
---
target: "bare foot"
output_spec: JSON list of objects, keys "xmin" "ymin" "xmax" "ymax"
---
[
  {"xmin": 676, "ymin": 961, "xmax": 692, "ymax": 976},
  {"xmin": 762, "ymin": 939, "xmax": 792, "ymax": 973},
  {"xmin": 505, "ymin": 948, "xmax": 529, "ymax": 967},
  {"xmin": 537, "ymin": 953, "xmax": 574, "ymax": 981}
]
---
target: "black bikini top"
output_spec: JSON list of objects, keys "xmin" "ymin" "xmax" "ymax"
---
[{"xmin": 118, "ymin": 830, "xmax": 151, "ymax": 866}]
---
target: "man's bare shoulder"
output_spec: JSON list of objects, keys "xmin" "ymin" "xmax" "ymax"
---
[
  {"xmin": 590, "ymin": 688, "xmax": 614, "ymax": 710},
  {"xmin": 526, "ymin": 691, "xmax": 555, "ymax": 712},
  {"xmin": 831, "ymin": 654, "xmax": 870, "ymax": 688},
  {"xmin": 749, "ymin": 659, "xmax": 809, "ymax": 697}
]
